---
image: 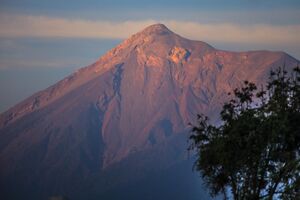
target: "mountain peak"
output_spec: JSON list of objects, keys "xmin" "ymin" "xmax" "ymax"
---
[
  {"xmin": 103, "ymin": 23, "xmax": 175, "ymax": 61},
  {"xmin": 138, "ymin": 23, "xmax": 173, "ymax": 36},
  {"xmin": 0, "ymin": 22, "xmax": 299, "ymax": 200}
]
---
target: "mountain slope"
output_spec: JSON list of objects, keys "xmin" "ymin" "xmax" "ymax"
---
[{"xmin": 0, "ymin": 24, "xmax": 298, "ymax": 200}]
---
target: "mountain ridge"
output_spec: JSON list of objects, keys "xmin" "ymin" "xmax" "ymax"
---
[
  {"xmin": 0, "ymin": 24, "xmax": 298, "ymax": 200},
  {"xmin": 0, "ymin": 24, "xmax": 293, "ymax": 127}
]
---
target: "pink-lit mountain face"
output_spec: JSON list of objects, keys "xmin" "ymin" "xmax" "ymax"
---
[{"xmin": 0, "ymin": 24, "xmax": 298, "ymax": 200}]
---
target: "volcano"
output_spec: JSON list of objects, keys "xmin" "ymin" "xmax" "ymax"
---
[{"xmin": 0, "ymin": 24, "xmax": 298, "ymax": 200}]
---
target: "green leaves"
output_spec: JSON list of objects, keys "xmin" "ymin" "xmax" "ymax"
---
[{"xmin": 190, "ymin": 66, "xmax": 300, "ymax": 200}]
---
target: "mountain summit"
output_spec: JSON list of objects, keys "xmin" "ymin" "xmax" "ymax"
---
[
  {"xmin": 0, "ymin": 24, "xmax": 298, "ymax": 200},
  {"xmin": 137, "ymin": 23, "xmax": 172, "ymax": 35}
]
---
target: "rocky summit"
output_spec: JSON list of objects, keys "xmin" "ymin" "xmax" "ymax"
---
[{"xmin": 0, "ymin": 24, "xmax": 298, "ymax": 200}]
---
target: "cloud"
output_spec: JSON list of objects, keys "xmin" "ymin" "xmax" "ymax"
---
[
  {"xmin": 166, "ymin": 21, "xmax": 300, "ymax": 45},
  {"xmin": 0, "ymin": 14, "xmax": 156, "ymax": 39},
  {"xmin": 0, "ymin": 58, "xmax": 81, "ymax": 70},
  {"xmin": 0, "ymin": 14, "xmax": 300, "ymax": 46}
]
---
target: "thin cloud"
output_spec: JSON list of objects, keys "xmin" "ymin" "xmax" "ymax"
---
[
  {"xmin": 0, "ymin": 58, "xmax": 82, "ymax": 70},
  {"xmin": 0, "ymin": 14, "xmax": 156, "ymax": 39},
  {"xmin": 0, "ymin": 14, "xmax": 300, "ymax": 46},
  {"xmin": 167, "ymin": 21, "xmax": 300, "ymax": 45}
]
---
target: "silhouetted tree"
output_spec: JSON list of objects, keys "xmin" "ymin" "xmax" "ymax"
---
[{"xmin": 190, "ymin": 67, "xmax": 300, "ymax": 200}]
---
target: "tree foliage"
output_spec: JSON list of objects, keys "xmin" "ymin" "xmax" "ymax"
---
[{"xmin": 189, "ymin": 67, "xmax": 300, "ymax": 200}]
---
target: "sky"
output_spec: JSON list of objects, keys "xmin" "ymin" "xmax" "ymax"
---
[{"xmin": 0, "ymin": 0, "xmax": 300, "ymax": 112}]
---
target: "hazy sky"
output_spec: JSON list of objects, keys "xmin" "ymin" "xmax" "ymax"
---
[{"xmin": 0, "ymin": 0, "xmax": 300, "ymax": 112}]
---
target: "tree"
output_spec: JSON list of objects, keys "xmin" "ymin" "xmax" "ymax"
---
[{"xmin": 189, "ymin": 67, "xmax": 300, "ymax": 200}]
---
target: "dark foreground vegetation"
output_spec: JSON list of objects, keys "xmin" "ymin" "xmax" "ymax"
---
[{"xmin": 190, "ymin": 67, "xmax": 300, "ymax": 200}]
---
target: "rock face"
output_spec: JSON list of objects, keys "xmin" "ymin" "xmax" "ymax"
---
[{"xmin": 0, "ymin": 24, "xmax": 298, "ymax": 200}]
